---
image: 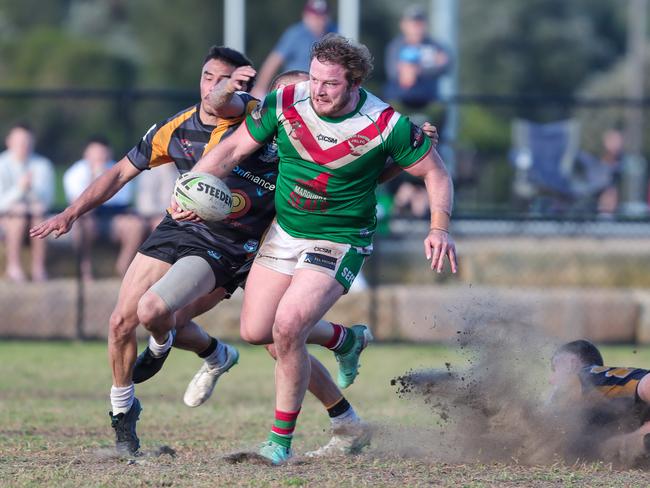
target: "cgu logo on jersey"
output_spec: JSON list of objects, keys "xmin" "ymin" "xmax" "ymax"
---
[
  {"xmin": 347, "ymin": 134, "xmax": 371, "ymax": 156},
  {"xmin": 289, "ymin": 172, "xmax": 330, "ymax": 212},
  {"xmin": 317, "ymin": 134, "xmax": 338, "ymax": 144}
]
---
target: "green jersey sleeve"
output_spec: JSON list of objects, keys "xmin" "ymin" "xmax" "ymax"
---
[
  {"xmin": 245, "ymin": 90, "xmax": 279, "ymax": 144},
  {"xmin": 384, "ymin": 115, "xmax": 432, "ymax": 168}
]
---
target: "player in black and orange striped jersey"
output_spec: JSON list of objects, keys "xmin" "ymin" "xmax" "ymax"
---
[
  {"xmin": 550, "ymin": 339, "xmax": 650, "ymax": 464},
  {"xmin": 30, "ymin": 45, "xmax": 263, "ymax": 455},
  {"xmin": 30, "ymin": 51, "xmax": 370, "ymax": 458}
]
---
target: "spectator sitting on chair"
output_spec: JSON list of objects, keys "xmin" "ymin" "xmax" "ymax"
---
[
  {"xmin": 384, "ymin": 5, "xmax": 451, "ymax": 111},
  {"xmin": 596, "ymin": 129, "xmax": 624, "ymax": 215},
  {"xmin": 251, "ymin": 0, "xmax": 335, "ymax": 98},
  {"xmin": 63, "ymin": 137, "xmax": 144, "ymax": 280},
  {"xmin": 0, "ymin": 123, "xmax": 55, "ymax": 282},
  {"xmin": 572, "ymin": 128, "xmax": 625, "ymax": 216}
]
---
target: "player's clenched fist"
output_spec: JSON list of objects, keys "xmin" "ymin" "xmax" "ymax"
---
[{"xmin": 224, "ymin": 65, "xmax": 257, "ymax": 94}]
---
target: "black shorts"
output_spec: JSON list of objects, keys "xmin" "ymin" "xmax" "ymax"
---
[{"xmin": 138, "ymin": 216, "xmax": 251, "ymax": 296}]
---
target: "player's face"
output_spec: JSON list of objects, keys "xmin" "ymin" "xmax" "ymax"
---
[
  {"xmin": 200, "ymin": 59, "xmax": 237, "ymax": 106},
  {"xmin": 549, "ymin": 352, "xmax": 580, "ymax": 386},
  {"xmin": 309, "ymin": 58, "xmax": 358, "ymax": 117}
]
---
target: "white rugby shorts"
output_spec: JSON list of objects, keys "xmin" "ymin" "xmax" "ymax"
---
[{"xmin": 254, "ymin": 221, "xmax": 370, "ymax": 291}]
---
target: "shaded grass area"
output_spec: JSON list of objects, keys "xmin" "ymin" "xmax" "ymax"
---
[{"xmin": 2, "ymin": 341, "xmax": 650, "ymax": 487}]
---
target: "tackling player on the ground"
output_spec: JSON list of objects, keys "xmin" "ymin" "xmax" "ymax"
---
[
  {"xmin": 550, "ymin": 339, "xmax": 650, "ymax": 465},
  {"xmin": 30, "ymin": 47, "xmax": 370, "ymax": 457},
  {"xmin": 190, "ymin": 33, "xmax": 457, "ymax": 464}
]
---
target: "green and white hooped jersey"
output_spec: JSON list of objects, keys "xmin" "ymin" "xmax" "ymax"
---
[{"xmin": 245, "ymin": 80, "xmax": 432, "ymax": 247}]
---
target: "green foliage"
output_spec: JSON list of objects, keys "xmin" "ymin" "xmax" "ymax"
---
[
  {"xmin": 7, "ymin": 28, "xmax": 135, "ymax": 88},
  {"xmin": 458, "ymin": 106, "xmax": 510, "ymax": 154},
  {"xmin": 126, "ymin": 0, "xmax": 224, "ymax": 88},
  {"xmin": 0, "ymin": 0, "xmax": 636, "ymax": 204},
  {"xmin": 459, "ymin": 0, "xmax": 625, "ymax": 117},
  {"xmin": 0, "ymin": 0, "xmax": 68, "ymax": 32}
]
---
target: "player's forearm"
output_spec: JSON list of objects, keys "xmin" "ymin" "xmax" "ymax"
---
[
  {"xmin": 424, "ymin": 170, "xmax": 453, "ymax": 228},
  {"xmin": 193, "ymin": 138, "xmax": 243, "ymax": 178},
  {"xmin": 420, "ymin": 150, "xmax": 454, "ymax": 230},
  {"xmin": 195, "ymin": 124, "xmax": 261, "ymax": 178},
  {"xmin": 207, "ymin": 80, "xmax": 235, "ymax": 111},
  {"xmin": 206, "ymin": 79, "xmax": 244, "ymax": 117}
]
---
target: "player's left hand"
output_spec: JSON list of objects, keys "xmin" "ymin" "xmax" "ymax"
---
[
  {"xmin": 421, "ymin": 122, "xmax": 439, "ymax": 147},
  {"xmin": 169, "ymin": 195, "xmax": 203, "ymax": 223},
  {"xmin": 424, "ymin": 229, "xmax": 457, "ymax": 273}
]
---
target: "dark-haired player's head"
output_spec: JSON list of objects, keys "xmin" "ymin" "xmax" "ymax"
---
[
  {"xmin": 550, "ymin": 339, "xmax": 604, "ymax": 386},
  {"xmin": 204, "ymin": 46, "xmax": 254, "ymax": 74},
  {"xmin": 200, "ymin": 46, "xmax": 255, "ymax": 113},
  {"xmin": 270, "ymin": 70, "xmax": 309, "ymax": 92},
  {"xmin": 555, "ymin": 340, "xmax": 604, "ymax": 367}
]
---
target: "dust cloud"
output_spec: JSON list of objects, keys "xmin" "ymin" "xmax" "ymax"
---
[{"xmin": 383, "ymin": 297, "xmax": 648, "ymax": 468}]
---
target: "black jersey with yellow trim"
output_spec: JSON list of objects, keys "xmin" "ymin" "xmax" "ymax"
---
[
  {"xmin": 578, "ymin": 365, "xmax": 649, "ymax": 400},
  {"xmin": 126, "ymin": 94, "xmax": 278, "ymax": 257},
  {"xmin": 576, "ymin": 365, "xmax": 650, "ymax": 430},
  {"xmin": 127, "ymin": 96, "xmax": 257, "ymax": 172}
]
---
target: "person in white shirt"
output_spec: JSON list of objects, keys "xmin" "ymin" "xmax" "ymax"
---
[
  {"xmin": 0, "ymin": 124, "xmax": 55, "ymax": 282},
  {"xmin": 63, "ymin": 137, "xmax": 144, "ymax": 280},
  {"xmin": 134, "ymin": 163, "xmax": 178, "ymax": 232}
]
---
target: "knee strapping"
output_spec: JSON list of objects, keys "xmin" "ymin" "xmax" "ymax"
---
[{"xmin": 149, "ymin": 256, "xmax": 216, "ymax": 312}]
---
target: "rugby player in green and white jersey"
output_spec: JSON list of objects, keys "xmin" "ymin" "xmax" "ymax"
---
[{"xmin": 185, "ymin": 34, "xmax": 457, "ymax": 464}]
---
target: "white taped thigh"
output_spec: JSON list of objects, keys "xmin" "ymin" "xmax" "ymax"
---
[{"xmin": 149, "ymin": 255, "xmax": 216, "ymax": 312}]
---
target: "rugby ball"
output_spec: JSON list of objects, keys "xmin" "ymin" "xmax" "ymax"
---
[{"xmin": 173, "ymin": 172, "xmax": 232, "ymax": 222}]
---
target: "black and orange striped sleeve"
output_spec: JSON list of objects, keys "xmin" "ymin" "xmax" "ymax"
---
[{"xmin": 127, "ymin": 106, "xmax": 197, "ymax": 170}]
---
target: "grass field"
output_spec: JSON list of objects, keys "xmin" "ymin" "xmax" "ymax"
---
[{"xmin": 2, "ymin": 341, "xmax": 650, "ymax": 487}]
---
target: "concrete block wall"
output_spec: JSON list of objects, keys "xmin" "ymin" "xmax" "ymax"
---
[{"xmin": 0, "ymin": 280, "xmax": 645, "ymax": 344}]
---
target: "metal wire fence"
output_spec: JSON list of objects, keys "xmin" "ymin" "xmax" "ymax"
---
[{"xmin": 2, "ymin": 89, "xmax": 650, "ymax": 339}]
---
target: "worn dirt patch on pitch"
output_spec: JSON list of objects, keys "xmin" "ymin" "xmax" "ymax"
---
[{"xmin": 222, "ymin": 451, "xmax": 273, "ymax": 465}]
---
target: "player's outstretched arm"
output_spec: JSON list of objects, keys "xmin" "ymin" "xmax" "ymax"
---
[
  {"xmin": 30, "ymin": 157, "xmax": 140, "ymax": 239},
  {"xmin": 206, "ymin": 65, "xmax": 257, "ymax": 118},
  {"xmin": 404, "ymin": 147, "xmax": 457, "ymax": 274},
  {"xmin": 192, "ymin": 122, "xmax": 262, "ymax": 178}
]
